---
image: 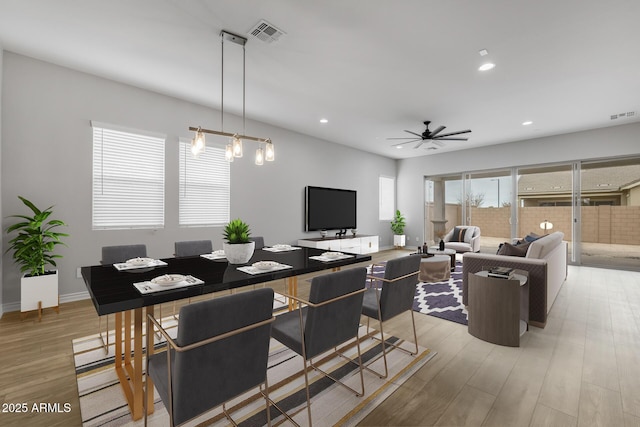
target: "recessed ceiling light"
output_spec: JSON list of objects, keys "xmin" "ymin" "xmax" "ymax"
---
[
  {"xmin": 319, "ymin": 118, "xmax": 328, "ymax": 124},
  {"xmin": 478, "ymin": 63, "xmax": 495, "ymax": 71},
  {"xmin": 522, "ymin": 121, "xmax": 533, "ymax": 126},
  {"xmin": 396, "ymin": 145, "xmax": 403, "ymax": 149}
]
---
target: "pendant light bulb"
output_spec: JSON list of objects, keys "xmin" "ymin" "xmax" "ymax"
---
[
  {"xmin": 232, "ymin": 134, "xmax": 243, "ymax": 157},
  {"xmin": 191, "ymin": 128, "xmax": 206, "ymax": 157},
  {"xmin": 225, "ymin": 143, "xmax": 234, "ymax": 162},
  {"xmin": 255, "ymin": 146, "xmax": 264, "ymax": 165},
  {"xmin": 265, "ymin": 139, "xmax": 275, "ymax": 161}
]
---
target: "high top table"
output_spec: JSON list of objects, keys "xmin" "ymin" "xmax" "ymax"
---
[{"xmin": 81, "ymin": 247, "xmax": 371, "ymax": 420}]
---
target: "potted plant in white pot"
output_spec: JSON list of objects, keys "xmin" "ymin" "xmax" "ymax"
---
[
  {"xmin": 222, "ymin": 218, "xmax": 255, "ymax": 264},
  {"xmin": 390, "ymin": 209, "xmax": 406, "ymax": 247},
  {"xmin": 5, "ymin": 196, "xmax": 68, "ymax": 318}
]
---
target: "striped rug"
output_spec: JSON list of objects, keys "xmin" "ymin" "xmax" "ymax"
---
[{"xmin": 74, "ymin": 311, "xmax": 435, "ymax": 426}]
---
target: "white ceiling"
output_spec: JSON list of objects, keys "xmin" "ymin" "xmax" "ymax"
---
[{"xmin": 1, "ymin": 0, "xmax": 639, "ymax": 159}]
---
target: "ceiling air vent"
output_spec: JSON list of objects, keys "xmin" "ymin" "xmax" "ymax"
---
[{"xmin": 248, "ymin": 20, "xmax": 285, "ymax": 44}]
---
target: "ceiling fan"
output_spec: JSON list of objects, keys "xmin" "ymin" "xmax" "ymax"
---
[{"xmin": 388, "ymin": 120, "xmax": 471, "ymax": 149}]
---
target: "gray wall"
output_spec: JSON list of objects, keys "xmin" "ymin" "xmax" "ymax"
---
[
  {"xmin": 0, "ymin": 45, "xmax": 3, "ymax": 317},
  {"xmin": 0, "ymin": 52, "xmax": 396, "ymax": 311},
  {"xmin": 397, "ymin": 122, "xmax": 640, "ymax": 246}
]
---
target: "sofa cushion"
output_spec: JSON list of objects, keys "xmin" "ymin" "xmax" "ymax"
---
[{"xmin": 497, "ymin": 242, "xmax": 529, "ymax": 257}]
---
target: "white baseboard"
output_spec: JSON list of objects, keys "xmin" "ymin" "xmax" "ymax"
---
[{"xmin": 1, "ymin": 290, "xmax": 90, "ymax": 318}]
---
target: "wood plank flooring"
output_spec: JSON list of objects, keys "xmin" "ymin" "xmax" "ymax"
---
[{"xmin": 1, "ymin": 249, "xmax": 639, "ymax": 426}]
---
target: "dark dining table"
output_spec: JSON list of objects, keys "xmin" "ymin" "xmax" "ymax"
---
[{"xmin": 80, "ymin": 246, "xmax": 372, "ymax": 420}]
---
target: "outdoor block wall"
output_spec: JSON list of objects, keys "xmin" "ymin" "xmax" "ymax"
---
[{"xmin": 426, "ymin": 203, "xmax": 640, "ymax": 245}]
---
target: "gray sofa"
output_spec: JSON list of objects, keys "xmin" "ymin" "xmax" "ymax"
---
[{"xmin": 462, "ymin": 231, "xmax": 567, "ymax": 328}]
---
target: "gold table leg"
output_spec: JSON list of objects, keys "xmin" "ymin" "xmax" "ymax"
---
[
  {"xmin": 287, "ymin": 276, "xmax": 298, "ymax": 311},
  {"xmin": 113, "ymin": 307, "xmax": 155, "ymax": 420}
]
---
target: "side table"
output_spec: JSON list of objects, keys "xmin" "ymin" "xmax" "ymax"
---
[{"xmin": 467, "ymin": 270, "xmax": 529, "ymax": 347}]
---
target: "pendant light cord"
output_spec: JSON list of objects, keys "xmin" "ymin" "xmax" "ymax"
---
[{"xmin": 221, "ymin": 34, "xmax": 224, "ymax": 132}]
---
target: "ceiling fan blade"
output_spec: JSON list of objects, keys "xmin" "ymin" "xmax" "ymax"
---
[
  {"xmin": 428, "ymin": 125, "xmax": 446, "ymax": 138},
  {"xmin": 391, "ymin": 139, "xmax": 421, "ymax": 146},
  {"xmin": 404, "ymin": 130, "xmax": 423, "ymax": 138},
  {"xmin": 434, "ymin": 129, "xmax": 471, "ymax": 138},
  {"xmin": 431, "ymin": 140, "xmax": 445, "ymax": 147},
  {"xmin": 413, "ymin": 141, "xmax": 425, "ymax": 149},
  {"xmin": 387, "ymin": 137, "xmax": 422, "ymax": 140},
  {"xmin": 434, "ymin": 137, "xmax": 468, "ymax": 141}
]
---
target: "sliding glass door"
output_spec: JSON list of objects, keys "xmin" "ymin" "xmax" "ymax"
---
[
  {"xmin": 579, "ymin": 158, "xmax": 640, "ymax": 270},
  {"xmin": 466, "ymin": 171, "xmax": 513, "ymax": 252},
  {"xmin": 426, "ymin": 171, "xmax": 513, "ymax": 252},
  {"xmin": 516, "ymin": 164, "xmax": 574, "ymax": 261},
  {"xmin": 424, "ymin": 156, "xmax": 639, "ymax": 269}
]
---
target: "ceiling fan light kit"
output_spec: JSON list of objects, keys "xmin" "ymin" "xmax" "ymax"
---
[{"xmin": 189, "ymin": 30, "xmax": 274, "ymax": 165}]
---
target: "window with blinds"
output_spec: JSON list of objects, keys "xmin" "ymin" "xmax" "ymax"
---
[
  {"xmin": 92, "ymin": 122, "xmax": 165, "ymax": 229},
  {"xmin": 179, "ymin": 139, "xmax": 230, "ymax": 227},
  {"xmin": 379, "ymin": 175, "xmax": 395, "ymax": 221}
]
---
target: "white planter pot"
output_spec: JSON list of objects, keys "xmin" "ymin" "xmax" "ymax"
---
[
  {"xmin": 223, "ymin": 241, "xmax": 256, "ymax": 264},
  {"xmin": 21, "ymin": 270, "xmax": 59, "ymax": 312},
  {"xmin": 393, "ymin": 235, "xmax": 406, "ymax": 247}
]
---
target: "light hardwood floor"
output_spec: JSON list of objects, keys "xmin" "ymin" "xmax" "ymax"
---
[{"xmin": 1, "ymin": 249, "xmax": 639, "ymax": 426}]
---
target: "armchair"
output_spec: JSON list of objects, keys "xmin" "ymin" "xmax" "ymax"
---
[{"xmin": 442, "ymin": 226, "xmax": 481, "ymax": 253}]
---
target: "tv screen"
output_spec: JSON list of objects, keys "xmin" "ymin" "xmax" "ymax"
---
[{"xmin": 305, "ymin": 186, "xmax": 357, "ymax": 231}]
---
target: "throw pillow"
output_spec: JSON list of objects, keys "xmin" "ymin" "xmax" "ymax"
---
[
  {"xmin": 449, "ymin": 226, "xmax": 467, "ymax": 243},
  {"xmin": 497, "ymin": 241, "xmax": 530, "ymax": 257},
  {"xmin": 524, "ymin": 232, "xmax": 541, "ymax": 243},
  {"xmin": 463, "ymin": 227, "xmax": 475, "ymax": 243}
]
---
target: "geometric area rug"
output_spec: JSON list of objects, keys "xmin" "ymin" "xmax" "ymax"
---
[
  {"xmin": 413, "ymin": 261, "xmax": 468, "ymax": 325},
  {"xmin": 370, "ymin": 260, "xmax": 468, "ymax": 326},
  {"xmin": 73, "ymin": 321, "xmax": 436, "ymax": 426}
]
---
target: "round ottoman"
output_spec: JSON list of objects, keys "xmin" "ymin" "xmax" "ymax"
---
[{"xmin": 419, "ymin": 255, "xmax": 451, "ymax": 283}]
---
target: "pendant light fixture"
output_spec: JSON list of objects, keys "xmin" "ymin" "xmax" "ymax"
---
[
  {"xmin": 188, "ymin": 30, "xmax": 273, "ymax": 165},
  {"xmin": 265, "ymin": 139, "xmax": 275, "ymax": 161},
  {"xmin": 255, "ymin": 146, "xmax": 264, "ymax": 165},
  {"xmin": 191, "ymin": 127, "xmax": 206, "ymax": 157}
]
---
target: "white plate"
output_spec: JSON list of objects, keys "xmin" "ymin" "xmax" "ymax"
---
[
  {"xmin": 126, "ymin": 257, "xmax": 154, "ymax": 266},
  {"xmin": 211, "ymin": 250, "xmax": 225, "ymax": 256},
  {"xmin": 272, "ymin": 244, "xmax": 291, "ymax": 249},
  {"xmin": 252, "ymin": 261, "xmax": 279, "ymax": 270},
  {"xmin": 151, "ymin": 274, "xmax": 186, "ymax": 286},
  {"xmin": 322, "ymin": 251, "xmax": 343, "ymax": 259}
]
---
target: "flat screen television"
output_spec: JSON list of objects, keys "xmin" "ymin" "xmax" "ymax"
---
[{"xmin": 305, "ymin": 186, "xmax": 357, "ymax": 231}]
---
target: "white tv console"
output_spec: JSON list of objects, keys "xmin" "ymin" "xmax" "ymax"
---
[{"xmin": 297, "ymin": 235, "xmax": 379, "ymax": 254}]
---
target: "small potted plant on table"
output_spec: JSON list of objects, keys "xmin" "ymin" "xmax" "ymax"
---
[
  {"xmin": 5, "ymin": 196, "xmax": 68, "ymax": 320},
  {"xmin": 390, "ymin": 210, "xmax": 406, "ymax": 248},
  {"xmin": 223, "ymin": 218, "xmax": 255, "ymax": 264}
]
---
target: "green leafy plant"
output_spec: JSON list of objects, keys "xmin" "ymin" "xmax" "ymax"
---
[
  {"xmin": 223, "ymin": 218, "xmax": 251, "ymax": 244},
  {"xmin": 5, "ymin": 196, "xmax": 69, "ymax": 277},
  {"xmin": 390, "ymin": 210, "xmax": 406, "ymax": 235}
]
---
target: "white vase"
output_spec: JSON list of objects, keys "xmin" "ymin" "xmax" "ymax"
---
[
  {"xmin": 223, "ymin": 241, "xmax": 256, "ymax": 264},
  {"xmin": 393, "ymin": 234, "xmax": 406, "ymax": 247}
]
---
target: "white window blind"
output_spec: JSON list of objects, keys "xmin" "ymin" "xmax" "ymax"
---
[
  {"xmin": 379, "ymin": 176, "xmax": 395, "ymax": 221},
  {"xmin": 92, "ymin": 122, "xmax": 165, "ymax": 229},
  {"xmin": 179, "ymin": 139, "xmax": 230, "ymax": 226}
]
